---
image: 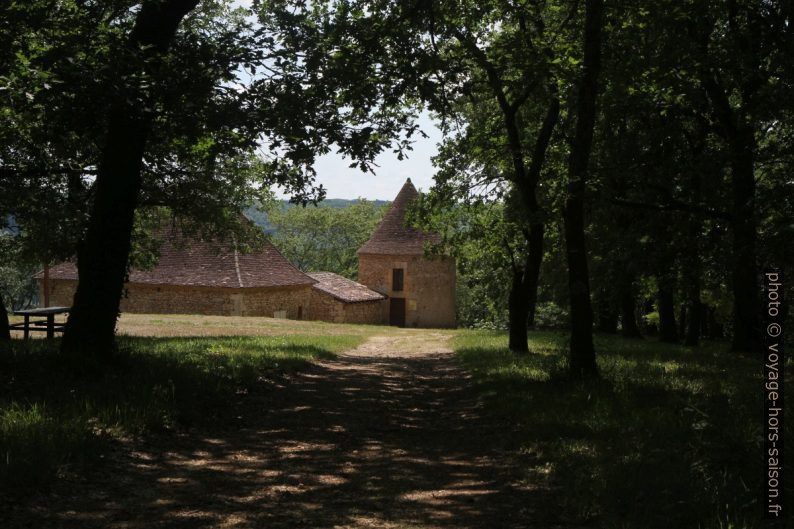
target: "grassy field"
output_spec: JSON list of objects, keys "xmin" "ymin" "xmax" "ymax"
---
[
  {"xmin": 1, "ymin": 316, "xmax": 368, "ymax": 491},
  {"xmin": 453, "ymin": 330, "xmax": 793, "ymax": 529},
  {"xmin": 8, "ymin": 312, "xmax": 391, "ymax": 338},
  {"xmin": 4, "ymin": 315, "xmax": 791, "ymax": 528}
]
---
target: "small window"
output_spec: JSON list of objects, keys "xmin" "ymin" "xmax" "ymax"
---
[{"xmin": 392, "ymin": 268, "xmax": 404, "ymax": 291}]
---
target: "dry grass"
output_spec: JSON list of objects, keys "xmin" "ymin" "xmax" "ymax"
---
[
  {"xmin": 118, "ymin": 313, "xmax": 399, "ymax": 338},
  {"xmin": 9, "ymin": 312, "xmax": 398, "ymax": 340}
]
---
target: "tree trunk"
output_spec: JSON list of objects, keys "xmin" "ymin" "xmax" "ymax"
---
[
  {"xmin": 594, "ymin": 272, "xmax": 618, "ymax": 333},
  {"xmin": 684, "ymin": 256, "xmax": 702, "ymax": 346},
  {"xmin": 678, "ymin": 304, "xmax": 687, "ymax": 338},
  {"xmin": 685, "ymin": 301, "xmax": 702, "ymax": 347},
  {"xmin": 682, "ymin": 124, "xmax": 706, "ymax": 347},
  {"xmin": 0, "ymin": 291, "xmax": 10, "ymax": 342},
  {"xmin": 522, "ymin": 94, "xmax": 559, "ymax": 330},
  {"xmin": 564, "ymin": 184, "xmax": 596, "ymax": 376},
  {"xmin": 620, "ymin": 278, "xmax": 642, "ymax": 338},
  {"xmin": 597, "ymin": 297, "xmax": 618, "ymax": 333},
  {"xmin": 508, "ymin": 267, "xmax": 530, "ymax": 353},
  {"xmin": 657, "ymin": 279, "xmax": 678, "ymax": 343},
  {"xmin": 564, "ymin": 0, "xmax": 603, "ymax": 378},
  {"xmin": 61, "ymin": 0, "xmax": 199, "ymax": 360},
  {"xmin": 470, "ymin": 49, "xmax": 557, "ymax": 343},
  {"xmin": 524, "ymin": 223, "xmax": 544, "ymax": 328},
  {"xmin": 728, "ymin": 131, "xmax": 758, "ymax": 351},
  {"xmin": 700, "ymin": 305, "xmax": 710, "ymax": 338},
  {"xmin": 703, "ymin": 305, "xmax": 722, "ymax": 339},
  {"xmin": 700, "ymin": 73, "xmax": 758, "ymax": 352},
  {"xmin": 508, "ymin": 234, "xmax": 542, "ymax": 352}
]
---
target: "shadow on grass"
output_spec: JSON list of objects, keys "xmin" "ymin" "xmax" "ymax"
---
[
  {"xmin": 454, "ymin": 330, "xmax": 792, "ymax": 529},
  {"xmin": 4, "ymin": 338, "xmax": 554, "ymax": 529},
  {"xmin": 0, "ymin": 334, "xmax": 356, "ymax": 492}
]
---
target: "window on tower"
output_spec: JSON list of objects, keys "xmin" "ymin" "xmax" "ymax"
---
[{"xmin": 392, "ymin": 268, "xmax": 404, "ymax": 291}]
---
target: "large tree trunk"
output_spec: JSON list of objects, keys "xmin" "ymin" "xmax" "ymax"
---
[
  {"xmin": 457, "ymin": 28, "xmax": 560, "ymax": 350},
  {"xmin": 657, "ymin": 277, "xmax": 678, "ymax": 343},
  {"xmin": 501, "ymin": 93, "xmax": 557, "ymax": 346},
  {"xmin": 682, "ymin": 124, "xmax": 707, "ymax": 347},
  {"xmin": 564, "ymin": 186, "xmax": 597, "ymax": 375},
  {"xmin": 61, "ymin": 0, "xmax": 199, "ymax": 360},
  {"xmin": 728, "ymin": 131, "xmax": 758, "ymax": 352},
  {"xmin": 564, "ymin": 0, "xmax": 604, "ymax": 378},
  {"xmin": 700, "ymin": 73, "xmax": 758, "ymax": 352},
  {"xmin": 508, "ymin": 233, "xmax": 543, "ymax": 352},
  {"xmin": 508, "ymin": 268, "xmax": 530, "ymax": 353}
]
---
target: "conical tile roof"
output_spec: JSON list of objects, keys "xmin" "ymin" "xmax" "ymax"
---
[{"xmin": 357, "ymin": 178, "xmax": 438, "ymax": 255}]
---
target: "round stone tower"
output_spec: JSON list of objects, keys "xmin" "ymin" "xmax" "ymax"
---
[{"xmin": 357, "ymin": 178, "xmax": 456, "ymax": 328}]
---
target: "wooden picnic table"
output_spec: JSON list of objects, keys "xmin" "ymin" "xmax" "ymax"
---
[{"xmin": 11, "ymin": 306, "xmax": 70, "ymax": 339}]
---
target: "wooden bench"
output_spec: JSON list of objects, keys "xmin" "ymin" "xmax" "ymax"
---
[{"xmin": 11, "ymin": 307, "xmax": 70, "ymax": 339}]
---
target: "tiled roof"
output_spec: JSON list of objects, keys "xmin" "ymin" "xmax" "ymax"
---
[
  {"xmin": 357, "ymin": 178, "xmax": 439, "ymax": 255},
  {"xmin": 40, "ymin": 226, "xmax": 315, "ymax": 289},
  {"xmin": 308, "ymin": 272, "xmax": 386, "ymax": 303}
]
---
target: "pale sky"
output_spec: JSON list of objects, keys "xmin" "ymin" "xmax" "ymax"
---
[
  {"xmin": 306, "ymin": 112, "xmax": 442, "ymax": 201},
  {"xmin": 232, "ymin": 0, "xmax": 442, "ymax": 201}
]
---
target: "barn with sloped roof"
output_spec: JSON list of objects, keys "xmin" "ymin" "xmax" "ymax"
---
[
  {"xmin": 357, "ymin": 178, "xmax": 456, "ymax": 328},
  {"xmin": 40, "ymin": 226, "xmax": 318, "ymax": 319},
  {"xmin": 37, "ymin": 180, "xmax": 455, "ymax": 326}
]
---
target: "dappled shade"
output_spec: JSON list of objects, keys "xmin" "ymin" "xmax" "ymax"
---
[{"xmin": 4, "ymin": 333, "xmax": 550, "ymax": 528}]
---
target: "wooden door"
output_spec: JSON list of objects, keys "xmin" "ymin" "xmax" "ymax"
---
[{"xmin": 389, "ymin": 297, "xmax": 406, "ymax": 327}]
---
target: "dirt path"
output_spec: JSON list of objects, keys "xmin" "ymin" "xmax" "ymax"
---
[{"xmin": 12, "ymin": 330, "xmax": 558, "ymax": 528}]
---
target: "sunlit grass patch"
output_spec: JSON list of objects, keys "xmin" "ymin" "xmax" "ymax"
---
[
  {"xmin": 0, "ymin": 332, "xmax": 363, "ymax": 492},
  {"xmin": 453, "ymin": 329, "xmax": 791, "ymax": 529}
]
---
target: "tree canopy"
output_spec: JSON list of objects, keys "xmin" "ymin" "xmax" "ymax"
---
[{"xmin": 1, "ymin": 0, "xmax": 792, "ymax": 370}]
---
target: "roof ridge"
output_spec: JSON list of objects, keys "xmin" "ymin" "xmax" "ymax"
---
[{"xmin": 232, "ymin": 235, "xmax": 244, "ymax": 288}]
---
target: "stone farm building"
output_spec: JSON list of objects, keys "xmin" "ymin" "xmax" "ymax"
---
[
  {"xmin": 357, "ymin": 179, "xmax": 456, "ymax": 328},
  {"xmin": 39, "ymin": 179, "xmax": 455, "ymax": 327}
]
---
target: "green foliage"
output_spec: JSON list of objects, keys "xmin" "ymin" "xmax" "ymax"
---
[
  {"xmin": 265, "ymin": 200, "xmax": 387, "ymax": 279},
  {"xmin": 0, "ymin": 266, "xmax": 37, "ymax": 311},
  {"xmin": 0, "ymin": 249, "xmax": 38, "ymax": 311},
  {"xmin": 0, "ymin": 1, "xmax": 273, "ymax": 271},
  {"xmin": 408, "ymin": 198, "xmax": 518, "ymax": 329},
  {"xmin": 454, "ymin": 330, "xmax": 793, "ymax": 528},
  {"xmin": 533, "ymin": 302, "xmax": 569, "ymax": 329},
  {"xmin": 643, "ymin": 310, "xmax": 660, "ymax": 329},
  {"xmin": 0, "ymin": 332, "xmax": 363, "ymax": 491}
]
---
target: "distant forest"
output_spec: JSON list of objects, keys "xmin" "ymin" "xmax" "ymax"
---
[{"xmin": 244, "ymin": 199, "xmax": 389, "ymax": 234}]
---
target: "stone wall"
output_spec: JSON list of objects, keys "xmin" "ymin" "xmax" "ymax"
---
[
  {"xmin": 357, "ymin": 253, "xmax": 456, "ymax": 328},
  {"xmin": 41, "ymin": 279, "xmax": 312, "ymax": 319},
  {"xmin": 308, "ymin": 288, "xmax": 385, "ymax": 324}
]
